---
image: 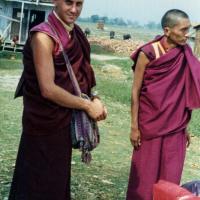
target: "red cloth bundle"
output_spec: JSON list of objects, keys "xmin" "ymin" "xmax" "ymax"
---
[{"xmin": 153, "ymin": 180, "xmax": 200, "ymax": 200}]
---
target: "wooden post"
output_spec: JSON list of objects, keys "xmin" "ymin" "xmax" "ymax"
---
[
  {"xmin": 19, "ymin": 1, "xmax": 24, "ymax": 44},
  {"xmin": 194, "ymin": 25, "xmax": 200, "ymax": 58}
]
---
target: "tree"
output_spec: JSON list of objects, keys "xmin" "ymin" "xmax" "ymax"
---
[
  {"xmin": 90, "ymin": 15, "xmax": 99, "ymax": 23},
  {"xmin": 114, "ymin": 17, "xmax": 127, "ymax": 26},
  {"xmin": 145, "ymin": 21, "xmax": 161, "ymax": 29},
  {"xmin": 101, "ymin": 16, "xmax": 108, "ymax": 23}
]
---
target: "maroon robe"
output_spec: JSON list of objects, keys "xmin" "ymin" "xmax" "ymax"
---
[
  {"xmin": 9, "ymin": 12, "xmax": 95, "ymax": 200},
  {"xmin": 126, "ymin": 36, "xmax": 200, "ymax": 200},
  {"xmin": 22, "ymin": 12, "xmax": 96, "ymax": 135}
]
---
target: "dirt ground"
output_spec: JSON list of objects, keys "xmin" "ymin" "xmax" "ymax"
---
[
  {"xmin": 0, "ymin": 75, "xmax": 20, "ymax": 91},
  {"xmin": 88, "ymin": 36, "xmax": 144, "ymax": 56}
]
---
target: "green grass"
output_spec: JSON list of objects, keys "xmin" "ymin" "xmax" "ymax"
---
[
  {"xmin": 96, "ymin": 77, "xmax": 131, "ymax": 106},
  {"xmin": 0, "ymin": 54, "xmax": 200, "ymax": 200},
  {"xmin": 0, "ymin": 90, "xmax": 22, "ymax": 199},
  {"xmin": 92, "ymin": 57, "xmax": 132, "ymax": 72},
  {"xmin": 0, "ymin": 58, "xmax": 22, "ymax": 71},
  {"xmin": 91, "ymin": 44, "xmax": 116, "ymax": 55},
  {"xmin": 0, "ymin": 51, "xmax": 22, "ymax": 60},
  {"xmin": 77, "ymin": 21, "xmax": 162, "ymax": 42}
]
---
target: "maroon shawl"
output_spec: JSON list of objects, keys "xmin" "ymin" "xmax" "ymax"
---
[
  {"xmin": 31, "ymin": 11, "xmax": 96, "ymax": 91},
  {"xmin": 22, "ymin": 12, "xmax": 96, "ymax": 135},
  {"xmin": 131, "ymin": 36, "xmax": 200, "ymax": 140}
]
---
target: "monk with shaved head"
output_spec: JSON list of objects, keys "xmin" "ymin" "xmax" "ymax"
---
[{"xmin": 126, "ymin": 9, "xmax": 200, "ymax": 200}]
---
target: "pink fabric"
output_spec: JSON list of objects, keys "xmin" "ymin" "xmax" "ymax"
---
[
  {"xmin": 140, "ymin": 43, "xmax": 155, "ymax": 61},
  {"xmin": 131, "ymin": 36, "xmax": 200, "ymax": 140},
  {"xmin": 127, "ymin": 37, "xmax": 200, "ymax": 200},
  {"xmin": 126, "ymin": 130, "xmax": 187, "ymax": 200},
  {"xmin": 30, "ymin": 11, "xmax": 95, "ymax": 90},
  {"xmin": 31, "ymin": 11, "xmax": 70, "ymax": 53}
]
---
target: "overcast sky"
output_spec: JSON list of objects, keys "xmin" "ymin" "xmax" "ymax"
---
[{"xmin": 81, "ymin": 0, "xmax": 200, "ymax": 24}]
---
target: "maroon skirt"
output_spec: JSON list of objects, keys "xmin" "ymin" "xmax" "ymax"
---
[{"xmin": 8, "ymin": 125, "xmax": 72, "ymax": 200}]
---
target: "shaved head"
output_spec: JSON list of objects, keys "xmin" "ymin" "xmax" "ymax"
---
[{"xmin": 161, "ymin": 9, "xmax": 189, "ymax": 29}]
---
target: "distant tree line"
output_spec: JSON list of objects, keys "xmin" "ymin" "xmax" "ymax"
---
[{"xmin": 78, "ymin": 15, "xmax": 161, "ymax": 29}]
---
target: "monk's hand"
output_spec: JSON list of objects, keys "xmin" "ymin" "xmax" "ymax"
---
[
  {"xmin": 86, "ymin": 98, "xmax": 105, "ymax": 121},
  {"xmin": 102, "ymin": 104, "xmax": 108, "ymax": 120},
  {"xmin": 130, "ymin": 128, "xmax": 141, "ymax": 150},
  {"xmin": 186, "ymin": 131, "xmax": 191, "ymax": 148},
  {"xmin": 93, "ymin": 98, "xmax": 107, "ymax": 121}
]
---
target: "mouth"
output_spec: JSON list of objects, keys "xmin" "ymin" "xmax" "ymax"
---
[
  {"xmin": 68, "ymin": 16, "xmax": 77, "ymax": 21},
  {"xmin": 182, "ymin": 39, "xmax": 187, "ymax": 43},
  {"xmin": 179, "ymin": 40, "xmax": 187, "ymax": 45},
  {"xmin": 68, "ymin": 14, "xmax": 77, "ymax": 18}
]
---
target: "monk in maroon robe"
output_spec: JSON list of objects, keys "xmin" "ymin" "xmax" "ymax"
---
[
  {"xmin": 8, "ymin": 1, "xmax": 107, "ymax": 200},
  {"xmin": 127, "ymin": 9, "xmax": 200, "ymax": 200}
]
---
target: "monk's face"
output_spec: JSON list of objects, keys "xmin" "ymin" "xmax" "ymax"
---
[
  {"xmin": 164, "ymin": 18, "xmax": 191, "ymax": 46},
  {"xmin": 53, "ymin": 0, "xmax": 84, "ymax": 25}
]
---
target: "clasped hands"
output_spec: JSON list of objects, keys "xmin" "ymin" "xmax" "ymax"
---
[{"xmin": 86, "ymin": 98, "xmax": 107, "ymax": 121}]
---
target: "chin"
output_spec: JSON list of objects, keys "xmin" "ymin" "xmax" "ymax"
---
[
  {"xmin": 177, "ymin": 40, "xmax": 187, "ymax": 46},
  {"xmin": 64, "ymin": 20, "xmax": 75, "ymax": 25}
]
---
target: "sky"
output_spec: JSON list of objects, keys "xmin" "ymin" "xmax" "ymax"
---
[{"xmin": 81, "ymin": 0, "xmax": 200, "ymax": 25}]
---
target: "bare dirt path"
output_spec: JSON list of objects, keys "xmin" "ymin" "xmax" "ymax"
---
[
  {"xmin": 0, "ymin": 75, "xmax": 20, "ymax": 91},
  {"xmin": 91, "ymin": 53, "xmax": 128, "ymax": 61}
]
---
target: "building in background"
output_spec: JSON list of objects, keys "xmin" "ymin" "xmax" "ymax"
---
[{"xmin": 0, "ymin": 0, "xmax": 53, "ymax": 45}]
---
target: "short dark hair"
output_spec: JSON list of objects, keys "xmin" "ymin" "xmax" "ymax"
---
[{"xmin": 161, "ymin": 9, "xmax": 189, "ymax": 29}]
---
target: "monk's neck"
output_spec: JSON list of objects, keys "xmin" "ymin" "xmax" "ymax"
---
[
  {"xmin": 53, "ymin": 10, "xmax": 74, "ymax": 33},
  {"xmin": 161, "ymin": 36, "xmax": 177, "ymax": 52}
]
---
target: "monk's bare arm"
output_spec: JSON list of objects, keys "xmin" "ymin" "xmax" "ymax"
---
[
  {"xmin": 31, "ymin": 32, "xmax": 104, "ymax": 120},
  {"xmin": 130, "ymin": 52, "xmax": 149, "ymax": 148}
]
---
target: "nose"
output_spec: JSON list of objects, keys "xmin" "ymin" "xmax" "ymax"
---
[
  {"xmin": 71, "ymin": 3, "xmax": 78, "ymax": 13},
  {"xmin": 185, "ymin": 28, "xmax": 191, "ymax": 38},
  {"xmin": 185, "ymin": 31, "xmax": 189, "ymax": 36},
  {"xmin": 185, "ymin": 32, "xmax": 189, "ymax": 39}
]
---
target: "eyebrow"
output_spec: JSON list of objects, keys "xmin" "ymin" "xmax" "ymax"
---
[{"xmin": 65, "ymin": 0, "xmax": 83, "ymax": 2}]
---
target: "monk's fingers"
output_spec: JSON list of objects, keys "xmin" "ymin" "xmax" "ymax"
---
[
  {"xmin": 187, "ymin": 141, "xmax": 190, "ymax": 148},
  {"xmin": 101, "ymin": 107, "xmax": 108, "ymax": 120},
  {"xmin": 133, "ymin": 142, "xmax": 140, "ymax": 150},
  {"xmin": 138, "ymin": 138, "xmax": 141, "ymax": 146},
  {"xmin": 96, "ymin": 113, "xmax": 106, "ymax": 121},
  {"xmin": 101, "ymin": 110, "xmax": 107, "ymax": 120},
  {"xmin": 187, "ymin": 137, "xmax": 191, "ymax": 148},
  {"xmin": 103, "ymin": 105, "xmax": 107, "ymax": 113},
  {"xmin": 186, "ymin": 136, "xmax": 190, "ymax": 147},
  {"xmin": 129, "ymin": 137, "xmax": 134, "ymax": 145},
  {"xmin": 186, "ymin": 134, "xmax": 191, "ymax": 148},
  {"xmin": 130, "ymin": 138, "xmax": 141, "ymax": 150},
  {"xmin": 130, "ymin": 139, "xmax": 135, "ymax": 147},
  {"xmin": 103, "ymin": 106, "xmax": 108, "ymax": 119}
]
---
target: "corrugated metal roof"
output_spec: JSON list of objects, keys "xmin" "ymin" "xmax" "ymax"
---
[
  {"xmin": 37, "ymin": 0, "xmax": 52, "ymax": 3},
  {"xmin": 5, "ymin": 0, "xmax": 53, "ymax": 4}
]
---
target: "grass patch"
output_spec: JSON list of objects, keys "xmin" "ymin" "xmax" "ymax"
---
[
  {"xmin": 0, "ymin": 58, "xmax": 22, "ymax": 70},
  {"xmin": 92, "ymin": 58, "xmax": 132, "ymax": 105},
  {"xmin": 91, "ymin": 44, "xmax": 116, "ymax": 55},
  {"xmin": 96, "ymin": 77, "xmax": 131, "ymax": 106},
  {"xmin": 0, "ymin": 51, "xmax": 22, "ymax": 60},
  {"xmin": 0, "ymin": 89, "xmax": 22, "ymax": 199},
  {"xmin": 106, "ymin": 59, "xmax": 133, "ymax": 73},
  {"xmin": 0, "ymin": 56, "xmax": 200, "ymax": 200}
]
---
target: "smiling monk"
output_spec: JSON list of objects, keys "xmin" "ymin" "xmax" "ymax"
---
[{"xmin": 8, "ymin": 1, "xmax": 107, "ymax": 199}]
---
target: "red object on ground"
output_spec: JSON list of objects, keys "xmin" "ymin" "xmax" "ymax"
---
[{"xmin": 153, "ymin": 180, "xmax": 200, "ymax": 200}]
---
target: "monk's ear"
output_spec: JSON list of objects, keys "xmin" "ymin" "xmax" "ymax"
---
[
  {"xmin": 52, "ymin": 0, "xmax": 58, "ymax": 6},
  {"xmin": 163, "ymin": 27, "xmax": 170, "ymax": 37}
]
